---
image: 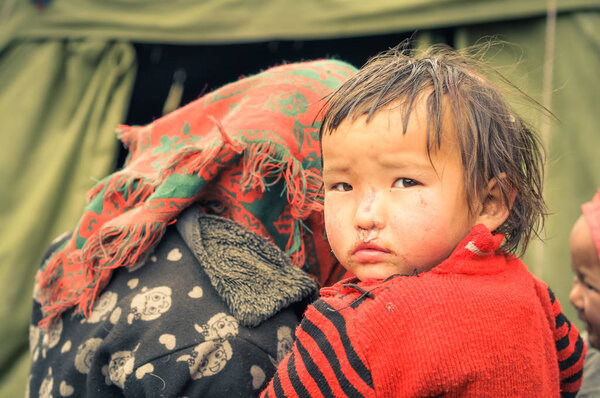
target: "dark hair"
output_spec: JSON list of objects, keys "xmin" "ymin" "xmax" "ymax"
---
[{"xmin": 320, "ymin": 43, "xmax": 547, "ymax": 256}]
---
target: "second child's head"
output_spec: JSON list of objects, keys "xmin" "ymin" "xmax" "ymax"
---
[
  {"xmin": 569, "ymin": 189, "xmax": 600, "ymax": 349},
  {"xmin": 320, "ymin": 44, "xmax": 546, "ymax": 281}
]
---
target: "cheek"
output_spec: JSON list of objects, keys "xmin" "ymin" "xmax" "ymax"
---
[
  {"xmin": 389, "ymin": 199, "xmax": 440, "ymax": 236},
  {"xmin": 388, "ymin": 202, "xmax": 460, "ymax": 260},
  {"xmin": 324, "ymin": 202, "xmax": 346, "ymax": 252},
  {"xmin": 569, "ymin": 284, "xmax": 582, "ymax": 307},
  {"xmin": 585, "ymin": 293, "xmax": 600, "ymax": 327}
]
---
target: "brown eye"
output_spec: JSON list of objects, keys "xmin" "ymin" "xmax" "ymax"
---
[
  {"xmin": 331, "ymin": 182, "xmax": 353, "ymax": 192},
  {"xmin": 393, "ymin": 178, "xmax": 420, "ymax": 188}
]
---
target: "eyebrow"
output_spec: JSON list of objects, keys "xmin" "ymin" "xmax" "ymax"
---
[
  {"xmin": 378, "ymin": 154, "xmax": 433, "ymax": 170},
  {"xmin": 322, "ymin": 161, "xmax": 351, "ymax": 175}
]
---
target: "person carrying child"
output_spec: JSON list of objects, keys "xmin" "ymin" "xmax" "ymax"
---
[
  {"xmin": 27, "ymin": 59, "xmax": 356, "ymax": 397},
  {"xmin": 569, "ymin": 188, "xmax": 600, "ymax": 397},
  {"xmin": 261, "ymin": 44, "xmax": 585, "ymax": 397}
]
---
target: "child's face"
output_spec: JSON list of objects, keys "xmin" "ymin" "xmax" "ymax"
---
[
  {"xmin": 569, "ymin": 215, "xmax": 600, "ymax": 349},
  {"xmin": 322, "ymin": 99, "xmax": 481, "ymax": 281}
]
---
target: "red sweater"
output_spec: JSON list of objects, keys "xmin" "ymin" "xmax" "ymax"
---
[{"xmin": 262, "ymin": 225, "xmax": 585, "ymax": 397}]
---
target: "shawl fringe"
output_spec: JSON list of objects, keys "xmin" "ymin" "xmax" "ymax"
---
[{"xmin": 37, "ymin": 124, "xmax": 322, "ymax": 328}]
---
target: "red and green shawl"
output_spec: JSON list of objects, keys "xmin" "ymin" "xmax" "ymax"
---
[{"xmin": 36, "ymin": 59, "xmax": 357, "ymax": 328}]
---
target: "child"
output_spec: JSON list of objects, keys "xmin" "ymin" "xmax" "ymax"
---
[
  {"xmin": 261, "ymin": 45, "xmax": 585, "ymax": 397},
  {"xmin": 569, "ymin": 188, "xmax": 600, "ymax": 397}
]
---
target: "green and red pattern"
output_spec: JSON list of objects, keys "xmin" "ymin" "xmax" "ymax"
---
[{"xmin": 36, "ymin": 60, "xmax": 357, "ymax": 328}]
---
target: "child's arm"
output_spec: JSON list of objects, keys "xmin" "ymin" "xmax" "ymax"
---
[
  {"xmin": 261, "ymin": 299, "xmax": 374, "ymax": 398},
  {"xmin": 546, "ymin": 286, "xmax": 587, "ymax": 397}
]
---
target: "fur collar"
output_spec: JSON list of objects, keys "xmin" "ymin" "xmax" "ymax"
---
[{"xmin": 176, "ymin": 205, "xmax": 319, "ymax": 327}]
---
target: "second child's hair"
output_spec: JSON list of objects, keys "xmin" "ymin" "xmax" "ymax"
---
[{"xmin": 320, "ymin": 43, "xmax": 546, "ymax": 256}]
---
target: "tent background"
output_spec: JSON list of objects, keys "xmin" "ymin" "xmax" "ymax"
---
[{"xmin": 1, "ymin": 0, "xmax": 599, "ymax": 395}]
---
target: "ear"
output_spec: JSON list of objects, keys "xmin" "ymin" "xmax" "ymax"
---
[{"xmin": 475, "ymin": 174, "xmax": 516, "ymax": 232}]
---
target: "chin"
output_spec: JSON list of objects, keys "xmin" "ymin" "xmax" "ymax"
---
[
  {"xmin": 354, "ymin": 267, "xmax": 398, "ymax": 282},
  {"xmin": 589, "ymin": 333, "xmax": 600, "ymax": 351}
]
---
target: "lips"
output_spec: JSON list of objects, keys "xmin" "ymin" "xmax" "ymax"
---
[{"xmin": 352, "ymin": 242, "xmax": 390, "ymax": 263}]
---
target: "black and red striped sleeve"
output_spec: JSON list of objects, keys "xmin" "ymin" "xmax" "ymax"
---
[
  {"xmin": 547, "ymin": 288, "xmax": 586, "ymax": 398},
  {"xmin": 261, "ymin": 299, "xmax": 374, "ymax": 398}
]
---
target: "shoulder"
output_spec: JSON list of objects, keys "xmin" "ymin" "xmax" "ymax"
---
[
  {"xmin": 39, "ymin": 231, "xmax": 71, "ymax": 266},
  {"xmin": 300, "ymin": 279, "xmax": 388, "ymax": 354},
  {"xmin": 319, "ymin": 277, "xmax": 396, "ymax": 313},
  {"xmin": 286, "ymin": 295, "xmax": 375, "ymax": 396},
  {"xmin": 313, "ymin": 277, "xmax": 408, "ymax": 342}
]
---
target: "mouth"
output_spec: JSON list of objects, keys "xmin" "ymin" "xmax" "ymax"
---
[
  {"xmin": 576, "ymin": 312, "xmax": 593, "ymax": 334},
  {"xmin": 209, "ymin": 363, "xmax": 223, "ymax": 372},
  {"xmin": 353, "ymin": 242, "xmax": 388, "ymax": 252},
  {"xmin": 352, "ymin": 242, "xmax": 391, "ymax": 263}
]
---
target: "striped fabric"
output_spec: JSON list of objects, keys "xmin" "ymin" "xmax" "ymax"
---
[
  {"xmin": 267, "ymin": 299, "xmax": 374, "ymax": 397},
  {"xmin": 262, "ymin": 225, "xmax": 585, "ymax": 398}
]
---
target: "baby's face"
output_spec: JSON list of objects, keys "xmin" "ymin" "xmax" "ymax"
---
[
  {"xmin": 322, "ymin": 99, "xmax": 480, "ymax": 281},
  {"xmin": 569, "ymin": 215, "xmax": 600, "ymax": 349}
]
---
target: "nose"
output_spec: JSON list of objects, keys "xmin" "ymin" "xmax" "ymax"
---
[
  {"xmin": 569, "ymin": 277, "xmax": 584, "ymax": 311},
  {"xmin": 355, "ymin": 187, "xmax": 384, "ymax": 230}
]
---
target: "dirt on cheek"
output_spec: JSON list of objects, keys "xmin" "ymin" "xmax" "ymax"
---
[
  {"xmin": 417, "ymin": 192, "xmax": 427, "ymax": 208},
  {"xmin": 362, "ymin": 188, "xmax": 376, "ymax": 213}
]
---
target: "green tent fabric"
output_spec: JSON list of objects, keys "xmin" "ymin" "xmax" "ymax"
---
[
  {"xmin": 1, "ymin": 0, "xmax": 599, "ymax": 396},
  {"xmin": 1, "ymin": 0, "xmax": 598, "ymax": 43},
  {"xmin": 0, "ymin": 39, "xmax": 135, "ymax": 396}
]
